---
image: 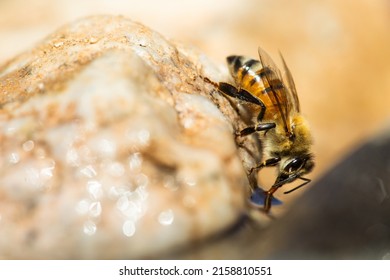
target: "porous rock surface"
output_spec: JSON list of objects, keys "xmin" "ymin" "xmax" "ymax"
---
[{"xmin": 0, "ymin": 15, "xmax": 260, "ymax": 258}]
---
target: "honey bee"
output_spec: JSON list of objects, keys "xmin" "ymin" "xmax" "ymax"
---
[{"xmin": 214, "ymin": 47, "xmax": 314, "ymax": 213}]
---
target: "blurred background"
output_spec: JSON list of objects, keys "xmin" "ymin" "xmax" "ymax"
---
[{"xmin": 1, "ymin": 0, "xmax": 389, "ymax": 202}]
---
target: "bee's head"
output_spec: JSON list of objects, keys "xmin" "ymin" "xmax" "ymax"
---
[{"xmin": 274, "ymin": 154, "xmax": 315, "ymax": 187}]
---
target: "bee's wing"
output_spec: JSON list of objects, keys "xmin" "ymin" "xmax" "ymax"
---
[
  {"xmin": 257, "ymin": 46, "xmax": 292, "ymax": 133},
  {"xmin": 279, "ymin": 52, "xmax": 301, "ymax": 112}
]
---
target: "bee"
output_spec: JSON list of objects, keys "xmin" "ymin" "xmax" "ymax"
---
[{"xmin": 214, "ymin": 47, "xmax": 314, "ymax": 213}]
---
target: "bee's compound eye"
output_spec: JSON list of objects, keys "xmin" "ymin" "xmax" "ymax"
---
[{"xmin": 285, "ymin": 158, "xmax": 304, "ymax": 173}]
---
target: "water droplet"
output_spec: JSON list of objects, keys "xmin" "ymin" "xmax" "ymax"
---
[
  {"xmin": 126, "ymin": 129, "xmax": 150, "ymax": 149},
  {"xmin": 35, "ymin": 147, "xmax": 47, "ymax": 159},
  {"xmin": 89, "ymin": 201, "xmax": 102, "ymax": 217},
  {"xmin": 88, "ymin": 37, "xmax": 98, "ymax": 44},
  {"xmin": 40, "ymin": 166, "xmax": 54, "ymax": 179},
  {"xmin": 178, "ymin": 170, "xmax": 198, "ymax": 188},
  {"xmin": 80, "ymin": 165, "xmax": 97, "ymax": 178},
  {"xmin": 250, "ymin": 188, "xmax": 283, "ymax": 206},
  {"xmin": 184, "ymin": 175, "xmax": 197, "ymax": 187},
  {"xmin": 97, "ymin": 138, "xmax": 116, "ymax": 158},
  {"xmin": 108, "ymin": 186, "xmax": 118, "ymax": 199},
  {"xmin": 107, "ymin": 162, "xmax": 125, "ymax": 177},
  {"xmin": 24, "ymin": 168, "xmax": 41, "ymax": 188},
  {"xmin": 24, "ymin": 162, "xmax": 55, "ymax": 190},
  {"xmin": 122, "ymin": 201, "xmax": 139, "ymax": 220},
  {"xmin": 109, "ymin": 185, "xmax": 129, "ymax": 199},
  {"xmin": 129, "ymin": 153, "xmax": 142, "ymax": 173},
  {"xmin": 22, "ymin": 140, "xmax": 35, "ymax": 152},
  {"xmin": 138, "ymin": 129, "xmax": 150, "ymax": 146},
  {"xmin": 8, "ymin": 152, "xmax": 20, "ymax": 164},
  {"xmin": 76, "ymin": 199, "xmax": 90, "ymax": 215},
  {"xmin": 163, "ymin": 176, "xmax": 178, "ymax": 191},
  {"xmin": 135, "ymin": 173, "xmax": 148, "ymax": 188},
  {"xmin": 53, "ymin": 41, "xmax": 64, "ymax": 48},
  {"xmin": 116, "ymin": 195, "xmax": 129, "ymax": 212},
  {"xmin": 87, "ymin": 180, "xmax": 102, "ymax": 200},
  {"xmin": 183, "ymin": 116, "xmax": 195, "ymax": 129},
  {"xmin": 37, "ymin": 82, "xmax": 45, "ymax": 91},
  {"xmin": 66, "ymin": 148, "xmax": 80, "ymax": 166},
  {"xmin": 158, "ymin": 209, "xmax": 174, "ymax": 226},
  {"xmin": 83, "ymin": 220, "xmax": 97, "ymax": 236},
  {"xmin": 135, "ymin": 185, "xmax": 148, "ymax": 201},
  {"xmin": 122, "ymin": 220, "xmax": 136, "ymax": 237}
]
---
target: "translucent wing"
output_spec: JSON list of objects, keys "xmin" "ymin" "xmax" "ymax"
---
[
  {"xmin": 257, "ymin": 46, "xmax": 292, "ymax": 134},
  {"xmin": 279, "ymin": 52, "xmax": 300, "ymax": 112}
]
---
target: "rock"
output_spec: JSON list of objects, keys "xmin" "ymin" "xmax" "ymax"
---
[{"xmin": 0, "ymin": 15, "xmax": 261, "ymax": 259}]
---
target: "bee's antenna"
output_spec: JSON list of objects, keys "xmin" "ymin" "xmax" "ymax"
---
[{"xmin": 283, "ymin": 177, "xmax": 311, "ymax": 194}]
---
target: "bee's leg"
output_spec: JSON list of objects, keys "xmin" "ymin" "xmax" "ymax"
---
[
  {"xmin": 218, "ymin": 82, "xmax": 264, "ymax": 105},
  {"xmin": 250, "ymin": 158, "xmax": 280, "ymax": 211},
  {"xmin": 217, "ymin": 83, "xmax": 276, "ymax": 136},
  {"xmin": 249, "ymin": 157, "xmax": 280, "ymax": 175},
  {"xmin": 263, "ymin": 185, "xmax": 280, "ymax": 213},
  {"xmin": 203, "ymin": 77, "xmax": 219, "ymax": 87},
  {"xmin": 254, "ymin": 105, "xmax": 276, "ymax": 136},
  {"xmin": 239, "ymin": 122, "xmax": 275, "ymax": 136},
  {"xmin": 237, "ymin": 93, "xmax": 277, "ymax": 137}
]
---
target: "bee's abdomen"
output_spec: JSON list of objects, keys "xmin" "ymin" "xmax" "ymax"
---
[
  {"xmin": 226, "ymin": 56, "xmax": 271, "ymax": 95},
  {"xmin": 227, "ymin": 56, "xmax": 261, "ymax": 77}
]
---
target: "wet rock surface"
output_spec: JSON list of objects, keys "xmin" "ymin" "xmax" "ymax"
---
[{"xmin": 0, "ymin": 15, "xmax": 262, "ymax": 259}]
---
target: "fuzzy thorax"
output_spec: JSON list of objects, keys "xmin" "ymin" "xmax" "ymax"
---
[{"xmin": 262, "ymin": 114, "xmax": 313, "ymax": 158}]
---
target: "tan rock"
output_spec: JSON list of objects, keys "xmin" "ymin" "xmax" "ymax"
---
[{"xmin": 0, "ymin": 15, "xmax": 260, "ymax": 258}]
